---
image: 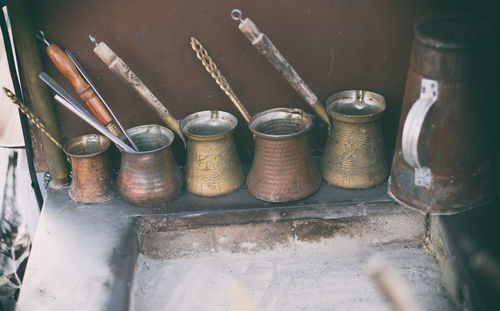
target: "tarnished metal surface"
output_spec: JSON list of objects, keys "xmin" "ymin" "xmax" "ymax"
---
[
  {"xmin": 182, "ymin": 110, "xmax": 244, "ymax": 196},
  {"xmin": 321, "ymin": 90, "xmax": 388, "ymax": 188},
  {"xmin": 389, "ymin": 14, "xmax": 493, "ymax": 214},
  {"xmin": 246, "ymin": 108, "xmax": 321, "ymax": 202},
  {"xmin": 117, "ymin": 124, "xmax": 183, "ymax": 206},
  {"xmin": 63, "ymin": 134, "xmax": 115, "ymax": 203}
]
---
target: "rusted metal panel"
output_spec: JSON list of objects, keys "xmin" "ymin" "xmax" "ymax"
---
[{"xmin": 27, "ymin": 0, "xmax": 455, "ymax": 156}]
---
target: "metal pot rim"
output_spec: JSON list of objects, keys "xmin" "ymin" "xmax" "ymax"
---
[
  {"xmin": 118, "ymin": 124, "xmax": 175, "ymax": 154},
  {"xmin": 181, "ymin": 110, "xmax": 238, "ymax": 140},
  {"xmin": 414, "ymin": 13, "xmax": 488, "ymax": 50},
  {"xmin": 249, "ymin": 108, "xmax": 312, "ymax": 139},
  {"xmin": 326, "ymin": 90, "xmax": 386, "ymax": 123},
  {"xmin": 63, "ymin": 134, "xmax": 110, "ymax": 158}
]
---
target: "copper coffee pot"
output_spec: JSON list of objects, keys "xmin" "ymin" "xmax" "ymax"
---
[
  {"xmin": 117, "ymin": 124, "xmax": 183, "ymax": 206},
  {"xmin": 246, "ymin": 108, "xmax": 321, "ymax": 202},
  {"xmin": 321, "ymin": 90, "xmax": 388, "ymax": 188},
  {"xmin": 389, "ymin": 14, "xmax": 493, "ymax": 214},
  {"xmin": 181, "ymin": 110, "xmax": 245, "ymax": 196},
  {"xmin": 63, "ymin": 134, "xmax": 115, "ymax": 203}
]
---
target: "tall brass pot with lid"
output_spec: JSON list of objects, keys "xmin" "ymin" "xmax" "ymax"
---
[{"xmin": 321, "ymin": 90, "xmax": 388, "ymax": 188}]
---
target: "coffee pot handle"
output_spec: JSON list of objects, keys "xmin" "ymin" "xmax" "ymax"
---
[{"xmin": 401, "ymin": 78, "xmax": 438, "ymax": 188}]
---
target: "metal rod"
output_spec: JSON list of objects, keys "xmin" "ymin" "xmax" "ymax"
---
[
  {"xmin": 64, "ymin": 49, "xmax": 138, "ymax": 151},
  {"xmin": 34, "ymin": 29, "xmax": 49, "ymax": 47},
  {"xmin": 53, "ymin": 95, "xmax": 135, "ymax": 152},
  {"xmin": 190, "ymin": 37, "xmax": 252, "ymax": 123},
  {"xmin": 39, "ymin": 72, "xmax": 135, "ymax": 152},
  {"xmin": 3, "ymin": 87, "xmax": 63, "ymax": 150},
  {"xmin": 39, "ymin": 72, "xmax": 95, "ymax": 120}
]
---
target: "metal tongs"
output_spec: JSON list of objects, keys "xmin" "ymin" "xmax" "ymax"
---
[{"xmin": 39, "ymin": 72, "xmax": 135, "ymax": 152}]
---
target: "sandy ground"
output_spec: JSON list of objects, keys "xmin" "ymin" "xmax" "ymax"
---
[{"xmin": 134, "ymin": 240, "xmax": 455, "ymax": 311}]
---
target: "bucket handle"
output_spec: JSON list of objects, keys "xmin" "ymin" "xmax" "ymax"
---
[{"xmin": 401, "ymin": 78, "xmax": 438, "ymax": 188}]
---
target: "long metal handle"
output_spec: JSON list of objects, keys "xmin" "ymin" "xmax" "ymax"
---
[
  {"xmin": 3, "ymin": 87, "xmax": 63, "ymax": 150},
  {"xmin": 64, "ymin": 49, "xmax": 138, "ymax": 151},
  {"xmin": 53, "ymin": 95, "xmax": 135, "ymax": 152},
  {"xmin": 90, "ymin": 35, "xmax": 187, "ymax": 147},
  {"xmin": 39, "ymin": 72, "xmax": 135, "ymax": 152},
  {"xmin": 190, "ymin": 37, "xmax": 251, "ymax": 123},
  {"xmin": 401, "ymin": 78, "xmax": 438, "ymax": 188},
  {"xmin": 231, "ymin": 9, "xmax": 331, "ymax": 130}
]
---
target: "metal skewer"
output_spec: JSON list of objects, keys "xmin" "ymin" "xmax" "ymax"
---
[
  {"xmin": 64, "ymin": 49, "xmax": 138, "ymax": 151},
  {"xmin": 39, "ymin": 72, "xmax": 135, "ymax": 152},
  {"xmin": 53, "ymin": 94, "xmax": 135, "ymax": 152}
]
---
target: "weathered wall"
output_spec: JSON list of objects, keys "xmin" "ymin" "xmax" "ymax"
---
[{"xmin": 26, "ymin": 0, "xmax": 497, "ymax": 163}]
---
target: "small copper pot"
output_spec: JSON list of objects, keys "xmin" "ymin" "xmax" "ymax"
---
[
  {"xmin": 117, "ymin": 124, "xmax": 183, "ymax": 206},
  {"xmin": 321, "ymin": 90, "xmax": 388, "ymax": 188},
  {"xmin": 63, "ymin": 134, "xmax": 115, "ymax": 203},
  {"xmin": 246, "ymin": 108, "xmax": 321, "ymax": 202},
  {"xmin": 182, "ymin": 111, "xmax": 244, "ymax": 196}
]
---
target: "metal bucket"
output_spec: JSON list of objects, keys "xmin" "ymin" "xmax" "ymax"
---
[
  {"xmin": 117, "ymin": 124, "xmax": 183, "ymax": 206},
  {"xmin": 321, "ymin": 90, "xmax": 388, "ymax": 188},
  {"xmin": 181, "ymin": 110, "xmax": 244, "ymax": 196},
  {"xmin": 246, "ymin": 108, "xmax": 321, "ymax": 202},
  {"xmin": 389, "ymin": 14, "xmax": 493, "ymax": 214},
  {"xmin": 63, "ymin": 134, "xmax": 115, "ymax": 203}
]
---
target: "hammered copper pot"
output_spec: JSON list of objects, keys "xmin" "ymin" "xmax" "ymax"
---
[
  {"xmin": 389, "ymin": 14, "xmax": 493, "ymax": 214},
  {"xmin": 63, "ymin": 134, "xmax": 115, "ymax": 203},
  {"xmin": 321, "ymin": 90, "xmax": 388, "ymax": 188},
  {"xmin": 246, "ymin": 108, "xmax": 321, "ymax": 202},
  {"xmin": 117, "ymin": 124, "xmax": 183, "ymax": 206},
  {"xmin": 182, "ymin": 110, "xmax": 244, "ymax": 196}
]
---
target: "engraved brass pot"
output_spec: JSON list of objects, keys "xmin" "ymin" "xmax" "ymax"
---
[
  {"xmin": 181, "ymin": 110, "xmax": 244, "ymax": 196},
  {"xmin": 117, "ymin": 124, "xmax": 183, "ymax": 206},
  {"xmin": 321, "ymin": 90, "xmax": 388, "ymax": 188},
  {"xmin": 63, "ymin": 134, "xmax": 115, "ymax": 203},
  {"xmin": 246, "ymin": 108, "xmax": 321, "ymax": 202}
]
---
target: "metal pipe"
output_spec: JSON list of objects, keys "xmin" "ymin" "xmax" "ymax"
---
[
  {"xmin": 64, "ymin": 49, "xmax": 139, "ymax": 151},
  {"xmin": 6, "ymin": 0, "xmax": 69, "ymax": 188},
  {"xmin": 0, "ymin": 8, "xmax": 44, "ymax": 207}
]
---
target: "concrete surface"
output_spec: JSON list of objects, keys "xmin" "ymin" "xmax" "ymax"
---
[
  {"xmin": 134, "ymin": 245, "xmax": 454, "ymax": 311},
  {"xmin": 16, "ymin": 182, "xmax": 458, "ymax": 311}
]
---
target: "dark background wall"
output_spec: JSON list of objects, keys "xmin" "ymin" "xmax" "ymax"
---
[{"xmin": 27, "ymin": 0, "xmax": 498, "ymax": 163}]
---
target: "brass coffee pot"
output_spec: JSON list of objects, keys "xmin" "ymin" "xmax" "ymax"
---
[
  {"xmin": 321, "ymin": 90, "xmax": 388, "ymax": 188},
  {"xmin": 181, "ymin": 110, "xmax": 245, "ymax": 196}
]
